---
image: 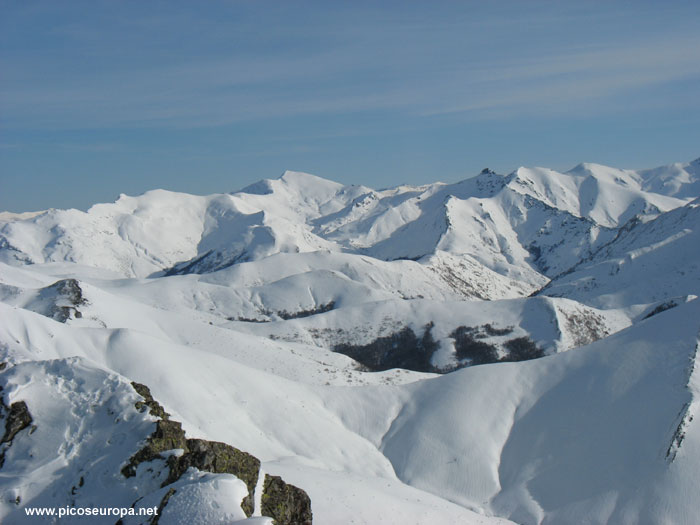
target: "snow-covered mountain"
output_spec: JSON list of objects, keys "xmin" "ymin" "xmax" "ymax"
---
[
  {"xmin": 539, "ymin": 196, "xmax": 700, "ymax": 309},
  {"xmin": 1, "ymin": 157, "xmax": 699, "ymax": 523},
  {"xmin": 3, "ymin": 159, "xmax": 696, "ymax": 286}
]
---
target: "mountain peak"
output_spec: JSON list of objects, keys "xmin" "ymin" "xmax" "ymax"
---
[
  {"xmin": 238, "ymin": 171, "xmax": 342, "ymax": 197},
  {"xmin": 278, "ymin": 170, "xmax": 342, "ymax": 187},
  {"xmin": 566, "ymin": 161, "xmax": 619, "ymax": 175}
]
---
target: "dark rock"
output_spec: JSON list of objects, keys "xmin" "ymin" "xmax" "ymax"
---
[
  {"xmin": 121, "ymin": 419, "xmax": 187, "ymax": 478},
  {"xmin": 122, "ymin": 417, "xmax": 260, "ymax": 515},
  {"xmin": 165, "ymin": 439, "xmax": 260, "ymax": 516},
  {"xmin": 2, "ymin": 401, "xmax": 33, "ymax": 444},
  {"xmin": 151, "ymin": 487, "xmax": 176, "ymax": 525},
  {"xmin": 45, "ymin": 278, "xmax": 87, "ymax": 322},
  {"xmin": 262, "ymin": 474, "xmax": 313, "ymax": 525},
  {"xmin": 131, "ymin": 382, "xmax": 170, "ymax": 420},
  {"xmin": 0, "ymin": 399, "xmax": 34, "ymax": 469},
  {"xmin": 48, "ymin": 279, "xmax": 86, "ymax": 306}
]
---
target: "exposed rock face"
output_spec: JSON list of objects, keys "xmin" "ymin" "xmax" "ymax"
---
[
  {"xmin": 124, "ymin": 382, "xmax": 312, "ymax": 523},
  {"xmin": 166, "ymin": 439, "xmax": 260, "ymax": 516},
  {"xmin": 120, "ymin": 418, "xmax": 187, "ymax": 477},
  {"xmin": 0, "ymin": 396, "xmax": 34, "ymax": 468},
  {"xmin": 262, "ymin": 474, "xmax": 313, "ymax": 525},
  {"xmin": 44, "ymin": 278, "xmax": 87, "ymax": 322},
  {"xmin": 2, "ymin": 401, "xmax": 33, "ymax": 445},
  {"xmin": 132, "ymin": 381, "xmax": 170, "ymax": 421}
]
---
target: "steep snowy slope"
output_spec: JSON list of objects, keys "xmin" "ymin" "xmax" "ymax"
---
[
  {"xmin": 508, "ymin": 163, "xmax": 686, "ymax": 228},
  {"xmin": 541, "ymin": 198, "xmax": 700, "ymax": 308}
]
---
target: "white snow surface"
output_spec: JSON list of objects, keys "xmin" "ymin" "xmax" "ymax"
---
[{"xmin": 1, "ymin": 158, "xmax": 699, "ymax": 524}]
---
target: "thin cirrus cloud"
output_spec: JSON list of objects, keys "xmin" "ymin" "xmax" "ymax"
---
[
  {"xmin": 422, "ymin": 35, "xmax": 700, "ymax": 116},
  {"xmin": 2, "ymin": 3, "xmax": 700, "ymax": 130}
]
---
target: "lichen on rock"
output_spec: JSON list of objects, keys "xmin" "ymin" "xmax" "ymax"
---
[
  {"xmin": 165, "ymin": 438, "xmax": 260, "ymax": 516},
  {"xmin": 261, "ymin": 474, "xmax": 313, "ymax": 525},
  {"xmin": 121, "ymin": 418, "xmax": 187, "ymax": 478},
  {"xmin": 131, "ymin": 382, "xmax": 170, "ymax": 421}
]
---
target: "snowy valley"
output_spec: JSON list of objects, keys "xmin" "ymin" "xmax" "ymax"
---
[{"xmin": 1, "ymin": 157, "xmax": 699, "ymax": 524}]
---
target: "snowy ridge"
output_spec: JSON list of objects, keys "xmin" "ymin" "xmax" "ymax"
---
[{"xmin": 2, "ymin": 160, "xmax": 696, "ymax": 286}]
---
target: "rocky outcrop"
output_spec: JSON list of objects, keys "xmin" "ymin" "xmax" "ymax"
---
[
  {"xmin": 48, "ymin": 279, "xmax": 86, "ymax": 321},
  {"xmin": 262, "ymin": 474, "xmax": 313, "ymax": 525},
  {"xmin": 131, "ymin": 382, "xmax": 170, "ymax": 421},
  {"xmin": 41, "ymin": 278, "xmax": 87, "ymax": 322},
  {"xmin": 124, "ymin": 382, "xmax": 312, "ymax": 523},
  {"xmin": 167, "ymin": 438, "xmax": 260, "ymax": 516},
  {"xmin": 2, "ymin": 401, "xmax": 33, "ymax": 445},
  {"xmin": 0, "ymin": 381, "xmax": 34, "ymax": 469}
]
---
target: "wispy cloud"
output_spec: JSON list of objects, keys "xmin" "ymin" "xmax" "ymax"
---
[
  {"xmin": 2, "ymin": 2, "xmax": 700, "ymax": 130},
  {"xmin": 421, "ymin": 36, "xmax": 700, "ymax": 117}
]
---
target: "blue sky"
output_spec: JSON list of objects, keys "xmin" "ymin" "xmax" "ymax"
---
[{"xmin": 2, "ymin": 0, "xmax": 700, "ymax": 212}]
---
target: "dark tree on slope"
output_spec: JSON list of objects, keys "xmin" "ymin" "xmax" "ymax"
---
[{"xmin": 333, "ymin": 323, "xmax": 438, "ymax": 372}]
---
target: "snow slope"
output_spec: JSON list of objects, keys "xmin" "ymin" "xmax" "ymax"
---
[
  {"xmin": 1, "ymin": 272, "xmax": 697, "ymax": 524},
  {"xmin": 0, "ymin": 300, "xmax": 512, "ymax": 524},
  {"xmin": 321, "ymin": 298, "xmax": 700, "ymax": 524}
]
